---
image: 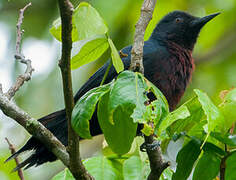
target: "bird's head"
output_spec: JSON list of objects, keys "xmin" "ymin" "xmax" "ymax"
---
[{"xmin": 151, "ymin": 11, "xmax": 220, "ymax": 50}]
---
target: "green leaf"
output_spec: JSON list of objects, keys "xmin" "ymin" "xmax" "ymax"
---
[
  {"xmin": 157, "ymin": 105, "xmax": 190, "ymax": 136},
  {"xmin": 51, "ymin": 168, "xmax": 74, "ymax": 180},
  {"xmin": 167, "ymin": 96, "xmax": 204, "ymax": 137},
  {"xmin": 160, "ymin": 168, "xmax": 173, "ymax": 180},
  {"xmin": 193, "ymin": 151, "xmax": 221, "ymax": 180},
  {"xmin": 108, "ymin": 71, "xmax": 148, "ymax": 124},
  {"xmin": 202, "ymin": 142, "xmax": 226, "ymax": 156},
  {"xmin": 71, "ymin": 35, "xmax": 109, "ymax": 70},
  {"xmin": 187, "ymin": 119, "xmax": 207, "ymax": 139},
  {"xmin": 123, "ymin": 156, "xmax": 143, "ymax": 180},
  {"xmin": 211, "ymin": 132, "xmax": 236, "ymax": 147},
  {"xmin": 108, "ymin": 38, "xmax": 124, "ymax": 73},
  {"xmin": 98, "ymin": 92, "xmax": 138, "ymax": 155},
  {"xmin": 194, "ymin": 89, "xmax": 224, "ymax": 133},
  {"xmin": 172, "ymin": 140, "xmax": 201, "ymax": 180},
  {"xmin": 146, "ymin": 83, "xmax": 169, "ymax": 126},
  {"xmin": 219, "ymin": 88, "xmax": 236, "ymax": 131},
  {"xmin": 49, "ymin": 17, "xmax": 79, "ymax": 42},
  {"xmin": 72, "ymin": 83, "xmax": 112, "ymax": 139},
  {"xmin": 49, "ymin": 2, "xmax": 108, "ymax": 42},
  {"xmin": 96, "ymin": 71, "xmax": 168, "ymax": 154},
  {"xmin": 225, "ymin": 151, "xmax": 236, "ymax": 180},
  {"xmin": 83, "ymin": 156, "xmax": 122, "ymax": 180},
  {"xmin": 108, "ymin": 71, "xmax": 168, "ymax": 125},
  {"xmin": 73, "ymin": 2, "xmax": 108, "ymax": 40}
]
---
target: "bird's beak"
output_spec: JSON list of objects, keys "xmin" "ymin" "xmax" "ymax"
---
[{"xmin": 191, "ymin": 12, "xmax": 220, "ymax": 28}]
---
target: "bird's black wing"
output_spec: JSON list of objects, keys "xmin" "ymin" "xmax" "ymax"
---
[{"xmin": 6, "ymin": 45, "xmax": 133, "ymax": 169}]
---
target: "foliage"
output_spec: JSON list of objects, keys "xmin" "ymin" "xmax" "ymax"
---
[
  {"xmin": 1, "ymin": 0, "xmax": 236, "ymax": 180},
  {"xmin": 50, "ymin": 2, "xmax": 236, "ymax": 180},
  {"xmin": 50, "ymin": 2, "xmax": 124, "ymax": 73},
  {"xmin": 72, "ymin": 70, "xmax": 169, "ymax": 155},
  {"xmin": 70, "ymin": 75, "xmax": 235, "ymax": 180}
]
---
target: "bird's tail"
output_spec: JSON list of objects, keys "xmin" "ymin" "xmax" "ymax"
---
[{"xmin": 5, "ymin": 109, "xmax": 68, "ymax": 171}]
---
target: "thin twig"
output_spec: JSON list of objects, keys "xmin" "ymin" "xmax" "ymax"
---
[
  {"xmin": 57, "ymin": 0, "xmax": 93, "ymax": 179},
  {"xmin": 129, "ymin": 0, "xmax": 156, "ymax": 74},
  {"xmin": 5, "ymin": 2, "xmax": 34, "ymax": 100},
  {"xmin": 5, "ymin": 138, "xmax": 25, "ymax": 180},
  {"xmin": 16, "ymin": 2, "xmax": 31, "ymax": 55}
]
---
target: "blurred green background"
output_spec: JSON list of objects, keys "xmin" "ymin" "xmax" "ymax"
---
[{"xmin": 0, "ymin": 0, "xmax": 235, "ymax": 179}]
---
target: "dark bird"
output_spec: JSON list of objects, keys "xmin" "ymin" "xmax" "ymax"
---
[{"xmin": 6, "ymin": 11, "xmax": 220, "ymax": 170}]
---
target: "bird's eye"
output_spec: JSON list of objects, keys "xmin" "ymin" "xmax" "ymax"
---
[{"xmin": 175, "ymin": 18, "xmax": 182, "ymax": 23}]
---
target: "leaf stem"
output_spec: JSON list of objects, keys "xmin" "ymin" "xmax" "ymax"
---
[{"xmin": 100, "ymin": 60, "xmax": 112, "ymax": 86}]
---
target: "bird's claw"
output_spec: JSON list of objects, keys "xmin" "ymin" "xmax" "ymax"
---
[{"xmin": 140, "ymin": 140, "xmax": 160, "ymax": 152}]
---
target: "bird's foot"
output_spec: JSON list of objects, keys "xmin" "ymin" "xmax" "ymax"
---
[{"xmin": 140, "ymin": 140, "xmax": 160, "ymax": 152}]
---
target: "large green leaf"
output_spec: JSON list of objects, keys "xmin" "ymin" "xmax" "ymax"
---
[
  {"xmin": 98, "ymin": 92, "xmax": 138, "ymax": 155},
  {"xmin": 73, "ymin": 2, "xmax": 108, "ymax": 40},
  {"xmin": 168, "ymin": 89, "xmax": 224, "ymax": 140},
  {"xmin": 172, "ymin": 140, "xmax": 201, "ymax": 180},
  {"xmin": 50, "ymin": 2, "xmax": 108, "ymax": 41},
  {"xmin": 192, "ymin": 151, "xmax": 221, "ymax": 180},
  {"xmin": 71, "ymin": 35, "xmax": 109, "ymax": 70},
  {"xmin": 83, "ymin": 156, "xmax": 122, "ymax": 180},
  {"xmin": 49, "ymin": 17, "xmax": 79, "ymax": 42},
  {"xmin": 107, "ymin": 71, "xmax": 145, "ymax": 124},
  {"xmin": 108, "ymin": 38, "xmax": 124, "ymax": 73},
  {"xmin": 123, "ymin": 156, "xmax": 143, "ymax": 180},
  {"xmin": 108, "ymin": 71, "xmax": 148, "ymax": 124},
  {"xmin": 157, "ymin": 105, "xmax": 190, "ymax": 136},
  {"xmin": 194, "ymin": 89, "xmax": 224, "ymax": 133},
  {"xmin": 108, "ymin": 71, "xmax": 168, "ymax": 125},
  {"xmin": 225, "ymin": 151, "xmax": 236, "ymax": 180},
  {"xmin": 167, "ymin": 96, "xmax": 204, "ymax": 137},
  {"xmin": 72, "ymin": 82, "xmax": 112, "ymax": 139},
  {"xmin": 51, "ymin": 168, "xmax": 74, "ymax": 180},
  {"xmin": 211, "ymin": 132, "xmax": 236, "ymax": 147}
]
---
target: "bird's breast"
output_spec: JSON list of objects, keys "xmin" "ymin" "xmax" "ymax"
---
[{"xmin": 144, "ymin": 41, "xmax": 194, "ymax": 111}]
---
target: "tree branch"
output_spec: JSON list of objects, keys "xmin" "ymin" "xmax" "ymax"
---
[
  {"xmin": 0, "ymin": 2, "xmax": 69, "ymax": 169},
  {"xmin": 0, "ymin": 93, "xmax": 69, "ymax": 166},
  {"xmin": 57, "ymin": 0, "xmax": 93, "ymax": 179},
  {"xmin": 144, "ymin": 135, "xmax": 170, "ymax": 180},
  {"xmin": 5, "ymin": 2, "xmax": 34, "ymax": 100},
  {"xmin": 130, "ymin": 1, "xmax": 170, "ymax": 179},
  {"xmin": 5, "ymin": 138, "xmax": 25, "ymax": 180},
  {"xmin": 129, "ymin": 0, "xmax": 156, "ymax": 74},
  {"xmin": 15, "ymin": 3, "xmax": 31, "ymax": 55}
]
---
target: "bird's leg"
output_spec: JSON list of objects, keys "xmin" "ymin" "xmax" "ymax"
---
[{"xmin": 140, "ymin": 140, "xmax": 160, "ymax": 152}]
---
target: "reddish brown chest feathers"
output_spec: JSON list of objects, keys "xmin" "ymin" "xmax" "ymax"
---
[
  {"xmin": 152, "ymin": 42, "xmax": 195, "ymax": 111},
  {"xmin": 167, "ymin": 42, "xmax": 195, "ymax": 110}
]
